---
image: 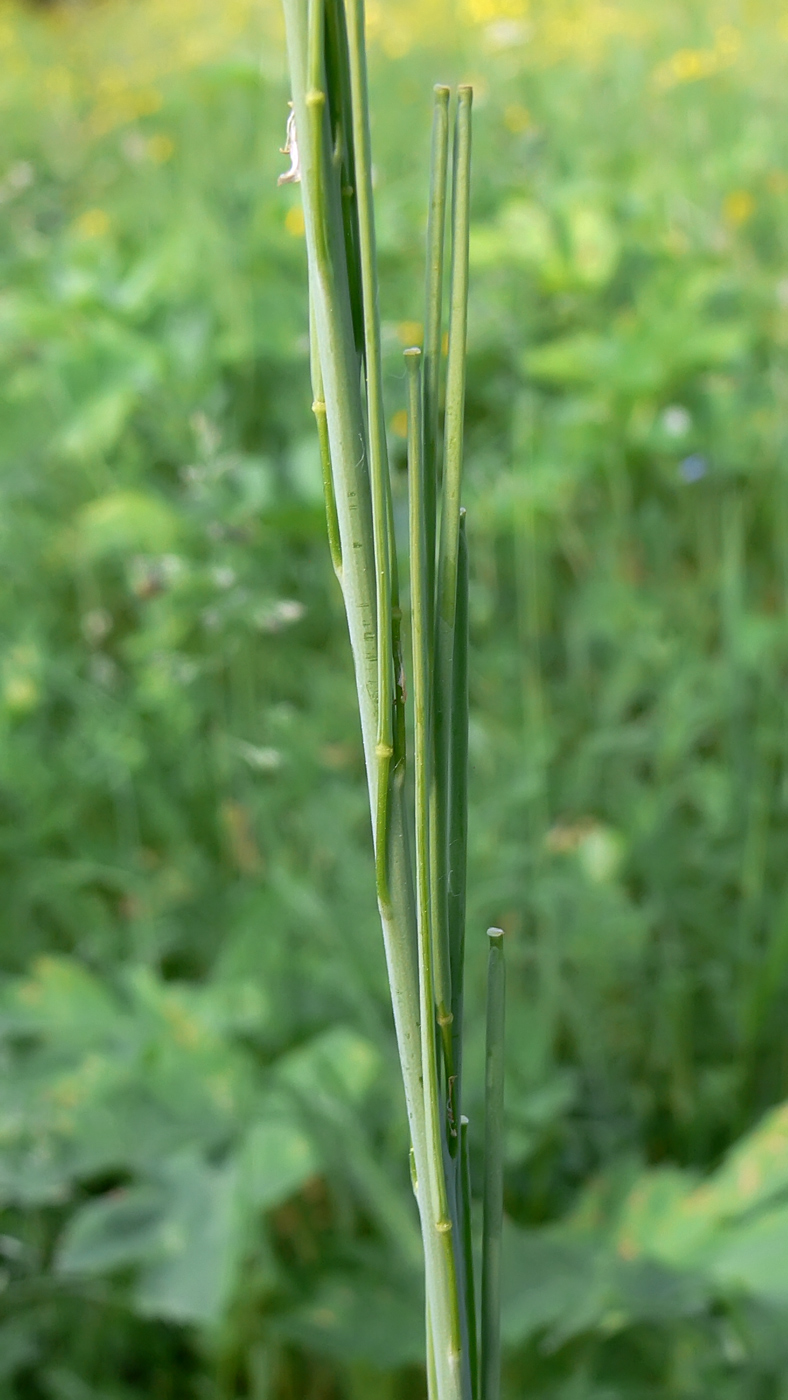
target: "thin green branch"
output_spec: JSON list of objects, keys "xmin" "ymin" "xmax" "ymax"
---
[
  {"xmin": 481, "ymin": 928, "xmax": 506, "ymax": 1400},
  {"xmin": 407, "ymin": 346, "xmax": 464, "ymax": 1397},
  {"xmin": 285, "ymin": 0, "xmax": 428, "ymax": 1262},
  {"xmin": 447, "ymin": 508, "xmax": 469, "ymax": 1126},
  {"xmin": 432, "ymin": 86, "xmax": 473, "ymax": 1075},
  {"xmin": 323, "ymin": 0, "xmax": 364, "ymax": 354},
  {"xmin": 423, "ymin": 83, "xmax": 450, "ymax": 611},
  {"xmin": 460, "ymin": 1116, "xmax": 478, "ymax": 1400},
  {"xmin": 280, "ymin": 12, "xmax": 481, "ymax": 1393},
  {"xmin": 344, "ymin": 0, "xmax": 396, "ymax": 911}
]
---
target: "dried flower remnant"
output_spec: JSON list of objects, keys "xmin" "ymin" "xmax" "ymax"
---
[{"xmin": 278, "ymin": 104, "xmax": 301, "ymax": 186}]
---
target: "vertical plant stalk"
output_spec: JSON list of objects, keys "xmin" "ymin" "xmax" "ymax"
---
[
  {"xmin": 343, "ymin": 0, "xmax": 395, "ymax": 907},
  {"xmin": 460, "ymin": 1115, "xmax": 478, "ymax": 1400},
  {"xmin": 448, "ymin": 509, "xmax": 470, "ymax": 1100},
  {"xmin": 423, "ymin": 84, "xmax": 451, "ymax": 609},
  {"xmin": 283, "ymin": 0, "xmax": 429, "ymax": 1292},
  {"xmin": 278, "ymin": 6, "xmax": 484, "ymax": 1396},
  {"xmin": 481, "ymin": 928, "xmax": 506, "ymax": 1400},
  {"xmin": 407, "ymin": 347, "xmax": 464, "ymax": 1394},
  {"xmin": 432, "ymin": 87, "xmax": 473, "ymax": 1077}
]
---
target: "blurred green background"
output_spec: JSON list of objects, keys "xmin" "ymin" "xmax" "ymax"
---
[{"xmin": 3, "ymin": 0, "xmax": 788, "ymax": 1394}]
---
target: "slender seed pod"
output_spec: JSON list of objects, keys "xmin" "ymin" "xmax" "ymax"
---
[{"xmin": 481, "ymin": 928, "xmax": 506, "ymax": 1400}]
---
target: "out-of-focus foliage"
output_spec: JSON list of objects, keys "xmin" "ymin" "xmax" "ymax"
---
[{"xmin": 3, "ymin": 0, "xmax": 788, "ymax": 1394}]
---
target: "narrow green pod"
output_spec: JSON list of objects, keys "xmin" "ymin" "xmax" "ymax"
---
[
  {"xmin": 447, "ymin": 507, "xmax": 469, "ymax": 1140},
  {"xmin": 407, "ymin": 347, "xmax": 465, "ymax": 1397},
  {"xmin": 437, "ymin": 85, "xmax": 473, "ymax": 646},
  {"xmin": 344, "ymin": 0, "xmax": 396, "ymax": 908},
  {"xmin": 423, "ymin": 84, "xmax": 451, "ymax": 610},
  {"xmin": 481, "ymin": 928, "xmax": 505, "ymax": 1400},
  {"xmin": 460, "ymin": 1116, "xmax": 478, "ymax": 1400},
  {"xmin": 323, "ymin": 0, "xmax": 364, "ymax": 354},
  {"xmin": 432, "ymin": 86, "xmax": 473, "ymax": 1071}
]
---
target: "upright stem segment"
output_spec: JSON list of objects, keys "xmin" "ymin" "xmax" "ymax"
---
[
  {"xmin": 279, "ymin": 7, "xmax": 483, "ymax": 1396},
  {"xmin": 481, "ymin": 929, "xmax": 506, "ymax": 1400},
  {"xmin": 423, "ymin": 84, "xmax": 451, "ymax": 613},
  {"xmin": 343, "ymin": 0, "xmax": 396, "ymax": 907},
  {"xmin": 283, "ymin": 0, "xmax": 427, "ymax": 1280},
  {"xmin": 432, "ymin": 86, "xmax": 473, "ymax": 1075},
  {"xmin": 407, "ymin": 349, "xmax": 464, "ymax": 1395}
]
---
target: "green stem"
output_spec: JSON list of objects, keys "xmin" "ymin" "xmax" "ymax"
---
[
  {"xmin": 431, "ymin": 87, "xmax": 473, "ymax": 1076},
  {"xmin": 323, "ymin": 0, "xmax": 364, "ymax": 354},
  {"xmin": 283, "ymin": 0, "xmax": 427, "ymax": 1282},
  {"xmin": 427, "ymin": 1304, "xmax": 438, "ymax": 1400},
  {"xmin": 447, "ymin": 508, "xmax": 469, "ymax": 1138},
  {"xmin": 309, "ymin": 298, "xmax": 342, "ymax": 579},
  {"xmin": 281, "ymin": 10, "xmax": 476, "ymax": 1393},
  {"xmin": 344, "ymin": 0, "xmax": 396, "ymax": 908},
  {"xmin": 481, "ymin": 929, "xmax": 505, "ymax": 1400},
  {"xmin": 407, "ymin": 347, "xmax": 464, "ymax": 1397},
  {"xmin": 460, "ymin": 1116, "xmax": 478, "ymax": 1400},
  {"xmin": 423, "ymin": 83, "xmax": 450, "ymax": 613}
]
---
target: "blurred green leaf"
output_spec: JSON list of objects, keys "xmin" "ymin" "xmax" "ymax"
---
[
  {"xmin": 71, "ymin": 491, "xmax": 181, "ymax": 561},
  {"xmin": 56, "ymin": 1184, "xmax": 167, "ymax": 1276}
]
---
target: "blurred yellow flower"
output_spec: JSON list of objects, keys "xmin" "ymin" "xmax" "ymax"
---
[
  {"xmin": 365, "ymin": 0, "xmax": 383, "ymax": 40},
  {"xmin": 723, "ymin": 190, "xmax": 755, "ymax": 226},
  {"xmin": 503, "ymin": 102, "xmax": 530, "ymax": 132},
  {"xmin": 396, "ymin": 320, "xmax": 423, "ymax": 346},
  {"xmin": 3, "ymin": 645, "xmax": 41, "ymax": 715},
  {"xmin": 89, "ymin": 88, "xmax": 163, "ymax": 137},
  {"xmin": 654, "ymin": 26, "xmax": 740, "ymax": 90},
  {"xmin": 656, "ymin": 48, "xmax": 717, "ymax": 88},
  {"xmin": 715, "ymin": 24, "xmax": 741, "ymax": 57},
  {"xmin": 148, "ymin": 132, "xmax": 176, "ymax": 163},
  {"xmin": 3, "ymin": 674, "xmax": 39, "ymax": 714},
  {"xmin": 44, "ymin": 66, "xmax": 74, "ymax": 100},
  {"xmin": 390, "ymin": 410, "xmax": 408, "ymax": 438},
  {"xmin": 97, "ymin": 66, "xmax": 128, "ymax": 97},
  {"xmin": 285, "ymin": 205, "xmax": 305, "ymax": 237},
  {"xmin": 464, "ymin": 0, "xmax": 528, "ymax": 21},
  {"xmin": 381, "ymin": 28, "xmax": 412, "ymax": 58},
  {"xmin": 75, "ymin": 208, "xmax": 111, "ymax": 238}
]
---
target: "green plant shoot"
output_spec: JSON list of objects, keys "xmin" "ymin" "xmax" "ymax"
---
[{"xmin": 278, "ymin": 2, "xmax": 505, "ymax": 1395}]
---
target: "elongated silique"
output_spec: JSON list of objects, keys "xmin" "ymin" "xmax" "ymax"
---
[{"xmin": 278, "ymin": 5, "xmax": 503, "ymax": 1397}]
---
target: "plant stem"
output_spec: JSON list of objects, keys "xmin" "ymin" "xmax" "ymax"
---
[
  {"xmin": 407, "ymin": 347, "xmax": 464, "ymax": 1396},
  {"xmin": 481, "ymin": 928, "xmax": 506, "ymax": 1400},
  {"xmin": 448, "ymin": 508, "xmax": 470, "ymax": 1122},
  {"xmin": 343, "ymin": 0, "xmax": 396, "ymax": 907},
  {"xmin": 460, "ymin": 1116, "xmax": 479, "ymax": 1399},
  {"xmin": 423, "ymin": 83, "xmax": 451, "ymax": 611},
  {"xmin": 309, "ymin": 300, "xmax": 342, "ymax": 579},
  {"xmin": 432, "ymin": 87, "xmax": 473, "ymax": 1074},
  {"xmin": 284, "ymin": 0, "xmax": 428, "ymax": 1262},
  {"xmin": 279, "ymin": 8, "xmax": 480, "ymax": 1395}
]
